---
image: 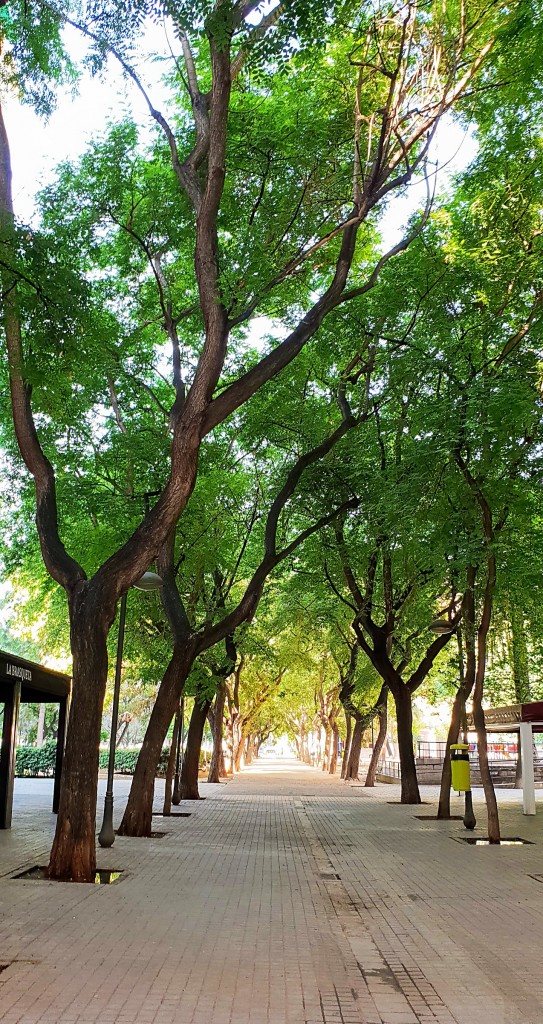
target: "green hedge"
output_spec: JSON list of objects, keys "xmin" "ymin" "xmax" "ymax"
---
[
  {"xmin": 16, "ymin": 742, "xmax": 57, "ymax": 777},
  {"xmin": 16, "ymin": 744, "xmax": 208, "ymax": 777},
  {"xmin": 98, "ymin": 748, "xmax": 171, "ymax": 775}
]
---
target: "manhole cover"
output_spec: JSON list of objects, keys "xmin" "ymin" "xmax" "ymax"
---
[{"xmin": 13, "ymin": 866, "xmax": 124, "ymax": 884}]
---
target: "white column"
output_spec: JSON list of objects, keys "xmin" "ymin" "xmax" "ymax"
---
[{"xmin": 520, "ymin": 722, "xmax": 536, "ymax": 815}]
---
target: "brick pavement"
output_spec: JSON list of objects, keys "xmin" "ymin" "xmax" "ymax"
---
[{"xmin": 0, "ymin": 760, "xmax": 542, "ymax": 1023}]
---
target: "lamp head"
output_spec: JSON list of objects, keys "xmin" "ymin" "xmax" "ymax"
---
[
  {"xmin": 428, "ymin": 618, "xmax": 455, "ymax": 635},
  {"xmin": 133, "ymin": 571, "xmax": 163, "ymax": 592}
]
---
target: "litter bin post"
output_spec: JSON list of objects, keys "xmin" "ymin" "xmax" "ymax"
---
[{"xmin": 450, "ymin": 743, "xmax": 476, "ymax": 830}]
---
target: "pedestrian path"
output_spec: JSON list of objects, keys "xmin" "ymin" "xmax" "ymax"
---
[{"xmin": 0, "ymin": 759, "xmax": 542, "ymax": 1023}]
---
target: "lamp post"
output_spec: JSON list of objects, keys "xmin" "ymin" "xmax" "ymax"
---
[{"xmin": 98, "ymin": 571, "xmax": 163, "ymax": 848}]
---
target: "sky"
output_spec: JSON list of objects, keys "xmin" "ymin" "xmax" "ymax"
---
[
  {"xmin": 5, "ymin": 21, "xmax": 478, "ymax": 242},
  {"xmin": 0, "ymin": 19, "xmax": 479, "ymax": 651}
]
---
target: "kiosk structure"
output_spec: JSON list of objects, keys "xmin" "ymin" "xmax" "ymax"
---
[
  {"xmin": 467, "ymin": 700, "xmax": 543, "ymax": 815},
  {"xmin": 0, "ymin": 649, "xmax": 70, "ymax": 829}
]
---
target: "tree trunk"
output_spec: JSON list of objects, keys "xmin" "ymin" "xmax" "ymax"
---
[
  {"xmin": 344, "ymin": 717, "xmax": 363, "ymax": 780},
  {"xmin": 234, "ymin": 728, "xmax": 247, "ymax": 772},
  {"xmin": 244, "ymin": 734, "xmax": 254, "ymax": 765},
  {"xmin": 119, "ymin": 644, "xmax": 195, "ymax": 836},
  {"xmin": 208, "ymin": 681, "xmax": 226, "ymax": 784},
  {"xmin": 341, "ymin": 713, "xmax": 352, "ymax": 779},
  {"xmin": 365, "ymin": 686, "xmax": 388, "ymax": 787},
  {"xmin": 322, "ymin": 725, "xmax": 331, "ymax": 771},
  {"xmin": 48, "ymin": 606, "xmax": 110, "ymax": 881},
  {"xmin": 437, "ymin": 688, "xmax": 462, "ymax": 818},
  {"xmin": 393, "ymin": 685, "xmax": 420, "ymax": 804},
  {"xmin": 163, "ymin": 707, "xmax": 181, "ymax": 816},
  {"xmin": 180, "ymin": 695, "xmax": 212, "ymax": 800},
  {"xmin": 473, "ymin": 556, "xmax": 500, "ymax": 842},
  {"xmin": 36, "ymin": 703, "xmax": 46, "ymax": 747},
  {"xmin": 329, "ymin": 723, "xmax": 339, "ymax": 775},
  {"xmin": 510, "ymin": 600, "xmax": 531, "ymax": 703}
]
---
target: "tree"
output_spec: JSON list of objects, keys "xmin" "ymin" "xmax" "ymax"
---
[{"xmin": 1, "ymin": 0, "xmax": 527, "ymax": 878}]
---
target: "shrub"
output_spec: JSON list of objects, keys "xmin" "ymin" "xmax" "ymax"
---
[
  {"xmin": 98, "ymin": 747, "xmax": 171, "ymax": 775},
  {"xmin": 16, "ymin": 742, "xmax": 57, "ymax": 777},
  {"xmin": 15, "ymin": 743, "xmax": 206, "ymax": 777}
]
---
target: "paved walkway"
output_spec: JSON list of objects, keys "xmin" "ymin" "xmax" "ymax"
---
[{"xmin": 0, "ymin": 759, "xmax": 542, "ymax": 1024}]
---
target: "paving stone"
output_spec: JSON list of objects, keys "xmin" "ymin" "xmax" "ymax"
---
[{"xmin": 0, "ymin": 764, "xmax": 542, "ymax": 1022}]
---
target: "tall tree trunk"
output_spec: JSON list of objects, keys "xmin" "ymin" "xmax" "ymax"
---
[
  {"xmin": 341, "ymin": 713, "xmax": 352, "ymax": 779},
  {"xmin": 234, "ymin": 727, "xmax": 248, "ymax": 771},
  {"xmin": 437, "ymin": 688, "xmax": 462, "ymax": 818},
  {"xmin": 301, "ymin": 729, "xmax": 310, "ymax": 764},
  {"xmin": 473, "ymin": 557, "xmax": 500, "ymax": 842},
  {"xmin": 365, "ymin": 685, "xmax": 388, "ymax": 787},
  {"xmin": 438, "ymin": 571, "xmax": 476, "ymax": 817},
  {"xmin": 163, "ymin": 707, "xmax": 181, "ymax": 816},
  {"xmin": 344, "ymin": 717, "xmax": 363, "ymax": 781},
  {"xmin": 329, "ymin": 723, "xmax": 339, "ymax": 775},
  {"xmin": 509, "ymin": 600, "xmax": 531, "ymax": 703},
  {"xmin": 48, "ymin": 608, "xmax": 110, "ymax": 881},
  {"xmin": 245, "ymin": 734, "xmax": 254, "ymax": 765},
  {"xmin": 180, "ymin": 695, "xmax": 212, "ymax": 800},
  {"xmin": 322, "ymin": 725, "xmax": 331, "ymax": 771},
  {"xmin": 393, "ymin": 685, "xmax": 421, "ymax": 804},
  {"xmin": 118, "ymin": 644, "xmax": 195, "ymax": 836},
  {"xmin": 208, "ymin": 681, "xmax": 226, "ymax": 784},
  {"xmin": 36, "ymin": 703, "xmax": 46, "ymax": 747}
]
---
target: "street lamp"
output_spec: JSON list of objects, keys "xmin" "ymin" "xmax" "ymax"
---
[{"xmin": 98, "ymin": 571, "xmax": 163, "ymax": 848}]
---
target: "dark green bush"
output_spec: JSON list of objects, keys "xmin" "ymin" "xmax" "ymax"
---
[
  {"xmin": 16, "ymin": 743, "xmax": 208, "ymax": 777},
  {"xmin": 16, "ymin": 742, "xmax": 57, "ymax": 777},
  {"xmin": 98, "ymin": 747, "xmax": 171, "ymax": 775}
]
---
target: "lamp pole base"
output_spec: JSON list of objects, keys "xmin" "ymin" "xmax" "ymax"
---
[{"xmin": 98, "ymin": 794, "xmax": 115, "ymax": 848}]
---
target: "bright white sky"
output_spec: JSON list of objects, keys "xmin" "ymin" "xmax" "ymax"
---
[{"xmin": 4, "ymin": 21, "xmax": 478, "ymax": 241}]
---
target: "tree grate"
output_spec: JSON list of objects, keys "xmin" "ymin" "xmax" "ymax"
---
[
  {"xmin": 12, "ymin": 866, "xmax": 124, "ymax": 884},
  {"xmin": 452, "ymin": 836, "xmax": 533, "ymax": 846},
  {"xmin": 152, "ymin": 812, "xmax": 191, "ymax": 817}
]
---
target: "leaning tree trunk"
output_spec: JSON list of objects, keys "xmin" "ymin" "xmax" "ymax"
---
[
  {"xmin": 393, "ymin": 684, "xmax": 421, "ymax": 804},
  {"xmin": 341, "ymin": 713, "xmax": 352, "ymax": 779},
  {"xmin": 438, "ymin": 569, "xmax": 476, "ymax": 817},
  {"xmin": 344, "ymin": 717, "xmax": 363, "ymax": 781},
  {"xmin": 437, "ymin": 687, "xmax": 463, "ymax": 818},
  {"xmin": 365, "ymin": 685, "xmax": 388, "ymax": 787},
  {"xmin": 234, "ymin": 728, "xmax": 248, "ymax": 772},
  {"xmin": 208, "ymin": 681, "xmax": 226, "ymax": 784},
  {"xmin": 180, "ymin": 696, "xmax": 212, "ymax": 799},
  {"xmin": 119, "ymin": 644, "xmax": 195, "ymax": 836},
  {"xmin": 48, "ymin": 608, "xmax": 110, "ymax": 881}
]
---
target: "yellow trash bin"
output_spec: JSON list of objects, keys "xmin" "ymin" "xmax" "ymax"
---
[{"xmin": 450, "ymin": 743, "xmax": 471, "ymax": 792}]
